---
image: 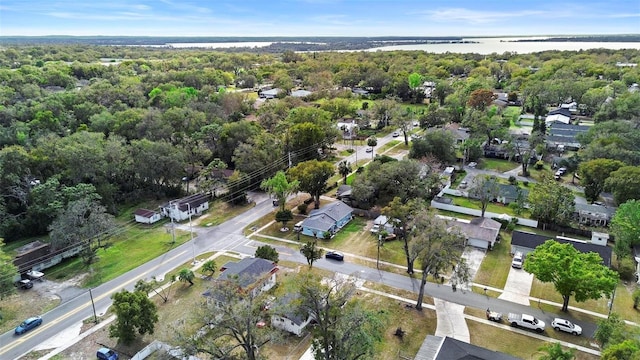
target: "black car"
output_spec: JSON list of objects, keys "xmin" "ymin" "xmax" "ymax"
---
[{"xmin": 325, "ymin": 251, "xmax": 344, "ymax": 261}]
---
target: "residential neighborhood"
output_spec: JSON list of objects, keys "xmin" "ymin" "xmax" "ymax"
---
[{"xmin": 0, "ymin": 39, "xmax": 639, "ymax": 360}]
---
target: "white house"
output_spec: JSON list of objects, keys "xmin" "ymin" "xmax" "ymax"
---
[
  {"xmin": 545, "ymin": 114, "xmax": 571, "ymax": 125},
  {"xmin": 634, "ymin": 245, "xmax": 640, "ymax": 284},
  {"xmin": 259, "ymin": 88, "xmax": 283, "ymax": 99},
  {"xmin": 371, "ymin": 215, "xmax": 395, "ymax": 234},
  {"xmin": 270, "ymin": 294, "xmax": 314, "ymax": 336},
  {"xmin": 161, "ymin": 193, "xmax": 209, "ymax": 222},
  {"xmin": 133, "ymin": 209, "xmax": 162, "ymax": 224}
]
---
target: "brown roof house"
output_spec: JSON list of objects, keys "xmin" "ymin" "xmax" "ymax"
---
[{"xmin": 133, "ymin": 209, "xmax": 162, "ymax": 224}]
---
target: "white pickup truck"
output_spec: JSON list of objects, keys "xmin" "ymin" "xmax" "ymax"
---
[{"xmin": 507, "ymin": 313, "xmax": 545, "ymax": 333}]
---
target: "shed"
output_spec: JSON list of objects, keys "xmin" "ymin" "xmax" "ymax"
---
[{"xmin": 134, "ymin": 208, "xmax": 162, "ymax": 224}]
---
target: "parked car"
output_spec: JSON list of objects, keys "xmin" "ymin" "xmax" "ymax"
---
[
  {"xmin": 507, "ymin": 313, "xmax": 545, "ymax": 332},
  {"xmin": 392, "ymin": 131, "xmax": 400, "ymax": 137},
  {"xmin": 486, "ymin": 308, "xmax": 502, "ymax": 322},
  {"xmin": 325, "ymin": 251, "xmax": 344, "ymax": 261},
  {"xmin": 15, "ymin": 316, "xmax": 43, "ymax": 335},
  {"xmin": 511, "ymin": 252, "xmax": 524, "ymax": 269},
  {"xmin": 97, "ymin": 347, "xmax": 119, "ymax": 360},
  {"xmin": 365, "ymin": 147, "xmax": 373, "ymax": 153},
  {"xmin": 551, "ymin": 318, "xmax": 582, "ymax": 335},
  {"xmin": 16, "ymin": 279, "xmax": 33, "ymax": 289}
]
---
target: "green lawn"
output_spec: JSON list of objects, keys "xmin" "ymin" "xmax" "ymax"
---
[
  {"xmin": 529, "ymin": 281, "xmax": 638, "ymax": 321},
  {"xmin": 444, "ymin": 194, "xmax": 531, "ymax": 218},
  {"xmin": 473, "ymin": 230, "xmax": 512, "ymax": 289},
  {"xmin": 478, "ymin": 158, "xmax": 520, "ymax": 173}
]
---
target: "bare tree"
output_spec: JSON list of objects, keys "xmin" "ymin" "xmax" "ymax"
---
[{"xmin": 409, "ymin": 211, "xmax": 468, "ymax": 310}]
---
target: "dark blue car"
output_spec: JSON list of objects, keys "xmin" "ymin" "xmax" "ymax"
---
[
  {"xmin": 15, "ymin": 316, "xmax": 42, "ymax": 335},
  {"xmin": 97, "ymin": 347, "xmax": 119, "ymax": 360}
]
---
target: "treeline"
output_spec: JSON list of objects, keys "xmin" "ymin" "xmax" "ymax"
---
[{"xmin": 0, "ymin": 45, "xmax": 639, "ymax": 243}]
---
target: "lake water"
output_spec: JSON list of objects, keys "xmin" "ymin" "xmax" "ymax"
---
[{"xmin": 162, "ymin": 37, "xmax": 640, "ymax": 54}]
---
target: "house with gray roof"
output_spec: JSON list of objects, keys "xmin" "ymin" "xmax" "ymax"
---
[
  {"xmin": 270, "ymin": 293, "xmax": 314, "ymax": 336},
  {"xmin": 215, "ymin": 257, "xmax": 279, "ymax": 295},
  {"xmin": 546, "ymin": 121, "xmax": 589, "ymax": 151},
  {"xmin": 496, "ymin": 184, "xmax": 528, "ymax": 205},
  {"xmin": 574, "ymin": 203, "xmax": 616, "ymax": 227},
  {"xmin": 299, "ymin": 201, "xmax": 353, "ymax": 239},
  {"xmin": 415, "ymin": 335, "xmax": 521, "ymax": 360},
  {"xmin": 291, "ymin": 89, "xmax": 313, "ymax": 98},
  {"xmin": 160, "ymin": 193, "xmax": 209, "ymax": 222},
  {"xmin": 510, "ymin": 230, "xmax": 612, "ymax": 267},
  {"xmin": 450, "ymin": 217, "xmax": 501, "ymax": 250}
]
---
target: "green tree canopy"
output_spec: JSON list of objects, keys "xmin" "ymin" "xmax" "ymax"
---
[
  {"xmin": 255, "ymin": 244, "xmax": 279, "ymax": 263},
  {"xmin": 527, "ymin": 173, "xmax": 575, "ymax": 225},
  {"xmin": 109, "ymin": 289, "xmax": 158, "ymax": 345},
  {"xmin": 610, "ymin": 200, "xmax": 640, "ymax": 258},
  {"xmin": 524, "ymin": 240, "xmax": 618, "ymax": 312},
  {"xmin": 578, "ymin": 158, "xmax": 625, "ymax": 202},
  {"xmin": 604, "ymin": 166, "xmax": 640, "ymax": 205},
  {"xmin": 260, "ymin": 171, "xmax": 299, "ymax": 212},
  {"xmin": 287, "ymin": 160, "xmax": 335, "ymax": 209}
]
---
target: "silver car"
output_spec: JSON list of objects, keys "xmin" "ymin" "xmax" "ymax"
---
[{"xmin": 551, "ymin": 318, "xmax": 582, "ymax": 335}]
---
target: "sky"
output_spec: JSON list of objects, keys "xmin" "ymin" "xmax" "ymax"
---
[{"xmin": 0, "ymin": 0, "xmax": 639, "ymax": 37}]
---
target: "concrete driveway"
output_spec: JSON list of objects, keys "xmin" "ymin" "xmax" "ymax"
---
[{"xmin": 498, "ymin": 266, "xmax": 534, "ymax": 306}]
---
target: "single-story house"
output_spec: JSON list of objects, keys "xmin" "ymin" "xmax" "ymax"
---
[
  {"xmin": 545, "ymin": 113, "xmax": 571, "ymax": 125},
  {"xmin": 161, "ymin": 193, "xmax": 209, "ymax": 222},
  {"xmin": 450, "ymin": 217, "xmax": 501, "ymax": 250},
  {"xmin": 337, "ymin": 119, "xmax": 358, "ymax": 139},
  {"xmin": 299, "ymin": 201, "xmax": 353, "ymax": 239},
  {"xmin": 335, "ymin": 185, "xmax": 353, "ymax": 202},
  {"xmin": 574, "ymin": 203, "xmax": 616, "ymax": 227},
  {"xmin": 510, "ymin": 230, "xmax": 612, "ymax": 267},
  {"xmin": 496, "ymin": 184, "xmax": 528, "ymax": 205},
  {"xmin": 560, "ymin": 101, "xmax": 578, "ymax": 113},
  {"xmin": 545, "ymin": 121, "xmax": 589, "ymax": 151},
  {"xmin": 371, "ymin": 215, "xmax": 396, "ymax": 234},
  {"xmin": 270, "ymin": 294, "xmax": 314, "ymax": 336},
  {"xmin": 133, "ymin": 209, "xmax": 162, "ymax": 224},
  {"xmin": 291, "ymin": 89, "xmax": 313, "ymax": 98},
  {"xmin": 633, "ymin": 245, "xmax": 640, "ymax": 284},
  {"xmin": 415, "ymin": 335, "xmax": 520, "ymax": 360},
  {"xmin": 259, "ymin": 88, "xmax": 283, "ymax": 99},
  {"xmin": 352, "ymin": 88, "xmax": 369, "ymax": 96},
  {"xmin": 214, "ymin": 257, "xmax": 278, "ymax": 296}
]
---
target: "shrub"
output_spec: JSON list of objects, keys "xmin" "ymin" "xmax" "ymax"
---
[
  {"xmin": 523, "ymin": 181, "xmax": 529, "ymax": 187},
  {"xmin": 615, "ymin": 256, "xmax": 636, "ymax": 281},
  {"xmin": 508, "ymin": 176, "xmax": 517, "ymax": 185},
  {"xmin": 297, "ymin": 203, "xmax": 308, "ymax": 215},
  {"xmin": 535, "ymin": 160, "xmax": 544, "ymax": 170},
  {"xmin": 633, "ymin": 288, "xmax": 640, "ymax": 309}
]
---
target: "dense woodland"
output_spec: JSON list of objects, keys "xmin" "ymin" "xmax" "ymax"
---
[{"xmin": 0, "ymin": 45, "xmax": 639, "ymax": 246}]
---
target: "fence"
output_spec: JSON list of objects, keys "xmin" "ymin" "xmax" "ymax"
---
[{"xmin": 430, "ymin": 201, "xmax": 538, "ymax": 228}]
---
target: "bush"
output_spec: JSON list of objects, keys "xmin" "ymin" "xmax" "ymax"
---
[
  {"xmin": 535, "ymin": 160, "xmax": 544, "ymax": 170},
  {"xmin": 508, "ymin": 176, "xmax": 517, "ymax": 185},
  {"xmin": 633, "ymin": 288, "xmax": 640, "ymax": 309},
  {"xmin": 297, "ymin": 203, "xmax": 308, "ymax": 215},
  {"xmin": 304, "ymin": 197, "xmax": 314, "ymax": 205},
  {"xmin": 615, "ymin": 257, "xmax": 636, "ymax": 281},
  {"xmin": 523, "ymin": 181, "xmax": 529, "ymax": 187}
]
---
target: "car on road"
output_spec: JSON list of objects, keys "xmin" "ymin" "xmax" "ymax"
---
[
  {"xmin": 392, "ymin": 131, "xmax": 400, "ymax": 137},
  {"xmin": 551, "ymin": 318, "xmax": 582, "ymax": 335},
  {"xmin": 365, "ymin": 147, "xmax": 373, "ymax": 153},
  {"xmin": 15, "ymin": 316, "xmax": 42, "ymax": 335},
  {"xmin": 97, "ymin": 347, "xmax": 119, "ymax": 360},
  {"xmin": 325, "ymin": 251, "xmax": 344, "ymax": 261}
]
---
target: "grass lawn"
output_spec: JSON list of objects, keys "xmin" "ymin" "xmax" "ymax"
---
[
  {"xmin": 478, "ymin": 158, "xmax": 520, "ymax": 173},
  {"xmin": 378, "ymin": 140, "xmax": 401, "ymax": 153},
  {"xmin": 444, "ymin": 194, "xmax": 531, "ymax": 218},
  {"xmin": 529, "ymin": 281, "xmax": 638, "ymax": 321},
  {"xmin": 193, "ymin": 199, "xmax": 255, "ymax": 227},
  {"xmin": 473, "ymin": 230, "xmax": 512, "ymax": 289},
  {"xmin": 465, "ymin": 313, "xmax": 599, "ymax": 360}
]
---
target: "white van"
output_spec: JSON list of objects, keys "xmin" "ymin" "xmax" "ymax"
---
[
  {"xmin": 512, "ymin": 252, "xmax": 524, "ymax": 269},
  {"xmin": 293, "ymin": 221, "xmax": 303, "ymax": 232}
]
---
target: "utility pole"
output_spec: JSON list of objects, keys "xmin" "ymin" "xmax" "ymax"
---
[
  {"xmin": 169, "ymin": 200, "xmax": 176, "ymax": 244},
  {"xmin": 89, "ymin": 288, "xmax": 98, "ymax": 323},
  {"xmin": 188, "ymin": 202, "xmax": 196, "ymax": 265}
]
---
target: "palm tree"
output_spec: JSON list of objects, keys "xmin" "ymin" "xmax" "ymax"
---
[
  {"xmin": 338, "ymin": 161, "xmax": 352, "ymax": 184},
  {"xmin": 200, "ymin": 260, "xmax": 217, "ymax": 279},
  {"xmin": 178, "ymin": 268, "xmax": 195, "ymax": 286}
]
